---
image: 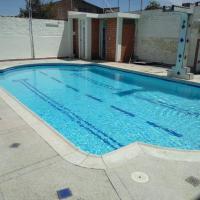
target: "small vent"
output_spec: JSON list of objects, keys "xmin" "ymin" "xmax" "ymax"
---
[
  {"xmin": 185, "ymin": 176, "xmax": 200, "ymax": 187},
  {"xmin": 9, "ymin": 143, "xmax": 21, "ymax": 148},
  {"xmin": 46, "ymin": 23, "xmax": 59, "ymax": 27}
]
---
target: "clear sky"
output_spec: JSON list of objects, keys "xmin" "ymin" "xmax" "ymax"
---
[{"xmin": 0, "ymin": 0, "xmax": 196, "ymax": 16}]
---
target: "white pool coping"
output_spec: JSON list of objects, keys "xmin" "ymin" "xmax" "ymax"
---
[{"xmin": 1, "ymin": 60, "xmax": 200, "ymax": 170}]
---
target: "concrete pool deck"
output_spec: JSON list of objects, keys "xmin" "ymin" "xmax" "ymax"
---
[{"xmin": 1, "ymin": 59, "xmax": 200, "ymax": 199}]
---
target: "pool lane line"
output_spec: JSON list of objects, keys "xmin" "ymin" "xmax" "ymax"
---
[
  {"xmin": 115, "ymin": 89, "xmax": 200, "ymax": 118},
  {"xmin": 134, "ymin": 112, "xmax": 183, "ymax": 138},
  {"xmin": 110, "ymin": 103, "xmax": 182, "ymax": 138},
  {"xmin": 51, "ymin": 77, "xmax": 80, "ymax": 92},
  {"xmin": 51, "ymin": 76, "xmax": 80, "ymax": 92},
  {"xmin": 16, "ymin": 70, "xmax": 200, "ymax": 118},
  {"xmin": 50, "ymin": 76, "xmax": 63, "ymax": 83},
  {"xmin": 85, "ymin": 94, "xmax": 103, "ymax": 103},
  {"xmin": 146, "ymin": 121, "xmax": 182, "ymax": 137},
  {"xmin": 15, "ymin": 79, "xmax": 123, "ymax": 149},
  {"xmin": 39, "ymin": 71, "xmax": 80, "ymax": 93},
  {"xmin": 110, "ymin": 105, "xmax": 135, "ymax": 118},
  {"xmin": 39, "ymin": 71, "xmax": 48, "ymax": 76},
  {"xmin": 19, "ymin": 80, "xmax": 120, "ymax": 149},
  {"xmin": 65, "ymin": 85, "xmax": 79, "ymax": 92},
  {"xmin": 31, "ymin": 73, "xmax": 183, "ymax": 138},
  {"xmin": 136, "ymin": 95, "xmax": 200, "ymax": 118},
  {"xmin": 13, "ymin": 78, "xmax": 182, "ymax": 138},
  {"xmin": 40, "ymin": 70, "xmax": 120, "ymax": 92},
  {"xmin": 40, "ymin": 71, "xmax": 104, "ymax": 100},
  {"xmin": 71, "ymin": 72, "xmax": 121, "ymax": 91}
]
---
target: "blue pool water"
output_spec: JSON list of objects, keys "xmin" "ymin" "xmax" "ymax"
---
[{"xmin": 0, "ymin": 64, "xmax": 200, "ymax": 155}]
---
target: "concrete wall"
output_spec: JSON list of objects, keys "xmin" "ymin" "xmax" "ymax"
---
[
  {"xmin": 188, "ymin": 6, "xmax": 200, "ymax": 68},
  {"xmin": 135, "ymin": 8, "xmax": 200, "ymax": 67},
  {"xmin": 0, "ymin": 17, "xmax": 70, "ymax": 61},
  {"xmin": 135, "ymin": 10, "xmax": 180, "ymax": 65},
  {"xmin": 32, "ymin": 19, "xmax": 69, "ymax": 58},
  {"xmin": 0, "ymin": 17, "xmax": 32, "ymax": 60}
]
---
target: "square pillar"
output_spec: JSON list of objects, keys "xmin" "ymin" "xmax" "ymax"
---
[
  {"xmin": 115, "ymin": 17, "xmax": 123, "ymax": 62},
  {"xmin": 167, "ymin": 13, "xmax": 193, "ymax": 80},
  {"xmin": 85, "ymin": 18, "xmax": 92, "ymax": 60},
  {"xmin": 67, "ymin": 18, "xmax": 73, "ymax": 58},
  {"xmin": 78, "ymin": 18, "xmax": 81, "ymax": 59}
]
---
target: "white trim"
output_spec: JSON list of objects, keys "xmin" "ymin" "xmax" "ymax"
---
[
  {"xmin": 78, "ymin": 19, "xmax": 81, "ymax": 59},
  {"xmin": 115, "ymin": 17, "xmax": 123, "ymax": 62},
  {"xmin": 99, "ymin": 19, "xmax": 104, "ymax": 59},
  {"xmin": 68, "ymin": 11, "xmax": 140, "ymax": 20},
  {"xmin": 67, "ymin": 18, "xmax": 73, "ymax": 57},
  {"xmin": 85, "ymin": 18, "xmax": 92, "ymax": 60},
  {"xmin": 173, "ymin": 6, "xmax": 194, "ymax": 14}
]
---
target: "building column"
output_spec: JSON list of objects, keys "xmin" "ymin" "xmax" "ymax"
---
[
  {"xmin": 115, "ymin": 17, "xmax": 123, "ymax": 62},
  {"xmin": 67, "ymin": 18, "xmax": 73, "ymax": 58},
  {"xmin": 78, "ymin": 18, "xmax": 81, "ymax": 59},
  {"xmin": 85, "ymin": 18, "xmax": 92, "ymax": 60},
  {"xmin": 167, "ymin": 12, "xmax": 193, "ymax": 80}
]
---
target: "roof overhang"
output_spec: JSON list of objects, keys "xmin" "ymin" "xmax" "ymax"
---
[{"xmin": 68, "ymin": 11, "xmax": 140, "ymax": 19}]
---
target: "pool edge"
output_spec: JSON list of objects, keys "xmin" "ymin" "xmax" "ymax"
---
[
  {"xmin": 95, "ymin": 62, "xmax": 200, "ymax": 88},
  {"xmin": 0, "ymin": 87, "xmax": 107, "ymax": 170},
  {"xmin": 1, "ymin": 62, "xmax": 200, "ymax": 170},
  {"xmin": 1, "ymin": 86, "xmax": 200, "ymax": 170},
  {"xmin": 1, "ymin": 61, "xmax": 200, "ymax": 88}
]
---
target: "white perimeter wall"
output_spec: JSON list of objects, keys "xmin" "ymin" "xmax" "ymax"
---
[
  {"xmin": 0, "ymin": 17, "xmax": 32, "ymax": 60},
  {"xmin": 188, "ymin": 6, "xmax": 200, "ymax": 67},
  {"xmin": 135, "ymin": 10, "xmax": 180, "ymax": 65},
  {"xmin": 135, "ymin": 8, "xmax": 200, "ymax": 67},
  {"xmin": 0, "ymin": 17, "xmax": 70, "ymax": 60}
]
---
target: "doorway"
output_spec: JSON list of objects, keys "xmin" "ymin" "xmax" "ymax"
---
[
  {"xmin": 193, "ymin": 39, "xmax": 200, "ymax": 74},
  {"xmin": 100, "ymin": 20, "xmax": 106, "ymax": 60},
  {"xmin": 73, "ymin": 19, "xmax": 79, "ymax": 58},
  {"xmin": 121, "ymin": 19, "xmax": 135, "ymax": 62}
]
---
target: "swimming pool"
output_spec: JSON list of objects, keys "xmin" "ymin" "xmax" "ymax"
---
[{"xmin": 0, "ymin": 63, "xmax": 200, "ymax": 155}]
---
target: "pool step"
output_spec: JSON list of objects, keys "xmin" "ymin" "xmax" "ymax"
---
[{"xmin": 167, "ymin": 67, "xmax": 194, "ymax": 80}]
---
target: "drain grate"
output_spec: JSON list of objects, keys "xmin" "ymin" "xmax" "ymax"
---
[
  {"xmin": 185, "ymin": 176, "xmax": 200, "ymax": 187},
  {"xmin": 9, "ymin": 143, "xmax": 21, "ymax": 148},
  {"xmin": 57, "ymin": 188, "xmax": 72, "ymax": 199}
]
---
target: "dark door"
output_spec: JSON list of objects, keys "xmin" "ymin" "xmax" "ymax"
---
[
  {"xmin": 73, "ymin": 19, "xmax": 79, "ymax": 58},
  {"xmin": 121, "ymin": 19, "xmax": 135, "ymax": 62},
  {"xmin": 102, "ymin": 27, "xmax": 106, "ymax": 59},
  {"xmin": 193, "ymin": 39, "xmax": 200, "ymax": 74}
]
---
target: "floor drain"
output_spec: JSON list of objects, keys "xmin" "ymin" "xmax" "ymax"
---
[
  {"xmin": 9, "ymin": 143, "xmax": 21, "ymax": 148},
  {"xmin": 57, "ymin": 188, "xmax": 72, "ymax": 199},
  {"xmin": 131, "ymin": 171, "xmax": 149, "ymax": 183},
  {"xmin": 185, "ymin": 176, "xmax": 200, "ymax": 187}
]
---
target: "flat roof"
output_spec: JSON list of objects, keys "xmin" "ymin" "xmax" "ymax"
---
[{"xmin": 68, "ymin": 11, "xmax": 140, "ymax": 19}]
